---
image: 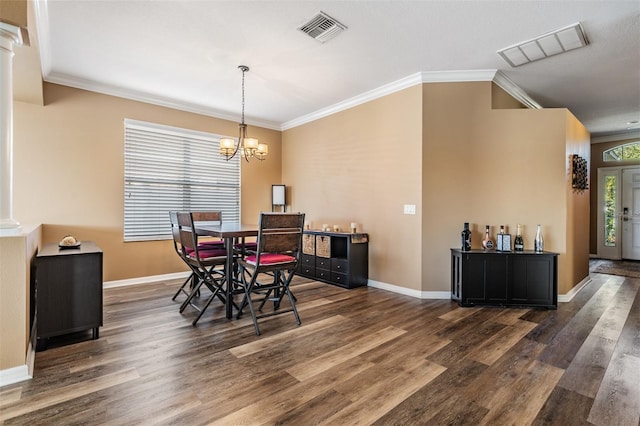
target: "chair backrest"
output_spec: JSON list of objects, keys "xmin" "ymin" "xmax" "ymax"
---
[
  {"xmin": 176, "ymin": 212, "xmax": 198, "ymax": 253},
  {"xmin": 256, "ymin": 212, "xmax": 305, "ymax": 256},
  {"xmin": 169, "ymin": 211, "xmax": 185, "ymax": 254},
  {"xmin": 191, "ymin": 211, "xmax": 222, "ymax": 225}
]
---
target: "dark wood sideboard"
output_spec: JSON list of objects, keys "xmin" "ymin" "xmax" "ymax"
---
[
  {"xmin": 450, "ymin": 248, "xmax": 557, "ymax": 309},
  {"xmin": 35, "ymin": 241, "xmax": 103, "ymax": 349},
  {"xmin": 298, "ymin": 230, "xmax": 368, "ymax": 288}
]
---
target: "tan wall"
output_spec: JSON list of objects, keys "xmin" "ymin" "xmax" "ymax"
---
[
  {"xmin": 491, "ymin": 84, "xmax": 527, "ymax": 110},
  {"xmin": 563, "ymin": 111, "xmax": 591, "ymax": 293},
  {"xmin": 282, "ymin": 86, "xmax": 423, "ymax": 290},
  {"xmin": 589, "ymin": 135, "xmax": 640, "ymax": 254},
  {"xmin": 283, "ymin": 80, "xmax": 587, "ymax": 294},
  {"xmin": 13, "ymin": 83, "xmax": 282, "ymax": 281},
  {"xmin": 422, "ymin": 81, "xmax": 578, "ymax": 292},
  {"xmin": 0, "ymin": 225, "xmax": 41, "ymax": 371},
  {"xmin": 0, "ymin": 0, "xmax": 28, "ymax": 28}
]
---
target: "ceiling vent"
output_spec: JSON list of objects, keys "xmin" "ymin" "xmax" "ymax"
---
[
  {"xmin": 298, "ymin": 11, "xmax": 347, "ymax": 43},
  {"xmin": 498, "ymin": 22, "xmax": 589, "ymax": 67}
]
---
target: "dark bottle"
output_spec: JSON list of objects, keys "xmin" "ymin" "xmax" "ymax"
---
[
  {"xmin": 514, "ymin": 224, "xmax": 524, "ymax": 252},
  {"xmin": 481, "ymin": 225, "xmax": 494, "ymax": 250},
  {"xmin": 461, "ymin": 222, "xmax": 471, "ymax": 251}
]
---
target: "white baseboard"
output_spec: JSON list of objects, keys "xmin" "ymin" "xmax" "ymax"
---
[
  {"xmin": 367, "ymin": 280, "xmax": 451, "ymax": 300},
  {"xmin": 369, "ymin": 276, "xmax": 592, "ymax": 305},
  {"xmin": 105, "ymin": 271, "xmax": 588, "ymax": 304},
  {"xmin": 104, "ymin": 271, "xmax": 190, "ymax": 288},
  {"xmin": 558, "ymin": 276, "xmax": 592, "ymax": 302},
  {"xmin": 0, "ymin": 364, "xmax": 31, "ymax": 387}
]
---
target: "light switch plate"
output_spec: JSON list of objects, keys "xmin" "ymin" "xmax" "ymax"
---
[{"xmin": 404, "ymin": 204, "xmax": 416, "ymax": 215}]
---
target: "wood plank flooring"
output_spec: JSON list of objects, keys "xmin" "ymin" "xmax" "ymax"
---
[{"xmin": 1, "ymin": 272, "xmax": 639, "ymax": 425}]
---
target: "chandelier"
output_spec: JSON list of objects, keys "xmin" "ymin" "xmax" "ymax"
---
[{"xmin": 219, "ymin": 65, "xmax": 268, "ymax": 162}]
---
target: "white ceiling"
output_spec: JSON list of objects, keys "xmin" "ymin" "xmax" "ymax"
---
[{"xmin": 34, "ymin": 0, "xmax": 640, "ymax": 137}]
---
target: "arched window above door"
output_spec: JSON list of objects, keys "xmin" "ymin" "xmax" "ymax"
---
[{"xmin": 603, "ymin": 141, "xmax": 640, "ymax": 161}]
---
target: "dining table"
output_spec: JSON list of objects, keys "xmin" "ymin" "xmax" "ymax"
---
[{"xmin": 194, "ymin": 222, "xmax": 259, "ymax": 319}]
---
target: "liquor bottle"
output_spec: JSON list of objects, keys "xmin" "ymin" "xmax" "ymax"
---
[
  {"xmin": 534, "ymin": 224, "xmax": 544, "ymax": 252},
  {"xmin": 499, "ymin": 225, "xmax": 505, "ymax": 234},
  {"xmin": 514, "ymin": 224, "xmax": 524, "ymax": 252},
  {"xmin": 461, "ymin": 222, "xmax": 471, "ymax": 251},
  {"xmin": 481, "ymin": 225, "xmax": 494, "ymax": 250}
]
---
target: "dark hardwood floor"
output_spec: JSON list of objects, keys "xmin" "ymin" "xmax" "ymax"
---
[{"xmin": 1, "ymin": 272, "xmax": 639, "ymax": 425}]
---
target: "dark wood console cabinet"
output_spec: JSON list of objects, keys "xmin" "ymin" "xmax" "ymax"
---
[
  {"xmin": 450, "ymin": 249, "xmax": 557, "ymax": 309},
  {"xmin": 298, "ymin": 230, "xmax": 368, "ymax": 288},
  {"xmin": 35, "ymin": 241, "xmax": 103, "ymax": 348}
]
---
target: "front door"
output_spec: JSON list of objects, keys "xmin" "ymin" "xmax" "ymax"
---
[{"xmin": 622, "ymin": 168, "xmax": 640, "ymax": 260}]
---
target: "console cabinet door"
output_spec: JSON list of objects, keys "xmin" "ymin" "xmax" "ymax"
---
[
  {"xmin": 509, "ymin": 255, "xmax": 556, "ymax": 306},
  {"xmin": 462, "ymin": 254, "xmax": 507, "ymax": 304}
]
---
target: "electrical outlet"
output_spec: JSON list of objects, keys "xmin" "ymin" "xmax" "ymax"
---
[{"xmin": 404, "ymin": 204, "xmax": 416, "ymax": 215}]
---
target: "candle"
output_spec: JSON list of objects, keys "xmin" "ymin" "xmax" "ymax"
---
[
  {"xmin": 350, "ymin": 222, "xmax": 357, "ymax": 233},
  {"xmin": 333, "ymin": 224, "xmax": 340, "ymax": 232}
]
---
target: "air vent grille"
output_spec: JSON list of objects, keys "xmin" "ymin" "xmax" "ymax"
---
[{"xmin": 298, "ymin": 11, "xmax": 346, "ymax": 43}]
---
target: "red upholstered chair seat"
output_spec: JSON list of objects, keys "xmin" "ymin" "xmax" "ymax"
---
[
  {"xmin": 245, "ymin": 253, "xmax": 295, "ymax": 266},
  {"xmin": 188, "ymin": 248, "xmax": 227, "ymax": 260}
]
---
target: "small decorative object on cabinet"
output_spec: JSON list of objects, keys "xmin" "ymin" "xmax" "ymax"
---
[
  {"xmin": 35, "ymin": 241, "xmax": 103, "ymax": 350},
  {"xmin": 514, "ymin": 224, "xmax": 524, "ymax": 251},
  {"xmin": 450, "ymin": 248, "xmax": 557, "ymax": 309},
  {"xmin": 272, "ymin": 184, "xmax": 286, "ymax": 212},
  {"xmin": 481, "ymin": 225, "xmax": 494, "ymax": 250},
  {"xmin": 496, "ymin": 225, "xmax": 511, "ymax": 252},
  {"xmin": 298, "ymin": 230, "xmax": 368, "ymax": 288},
  {"xmin": 461, "ymin": 222, "xmax": 471, "ymax": 251},
  {"xmin": 534, "ymin": 224, "xmax": 544, "ymax": 252}
]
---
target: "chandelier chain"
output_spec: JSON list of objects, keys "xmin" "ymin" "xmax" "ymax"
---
[
  {"xmin": 219, "ymin": 65, "xmax": 267, "ymax": 162},
  {"xmin": 241, "ymin": 67, "xmax": 245, "ymax": 124}
]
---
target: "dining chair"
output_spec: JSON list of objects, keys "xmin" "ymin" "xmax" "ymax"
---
[
  {"xmin": 236, "ymin": 212, "xmax": 305, "ymax": 335},
  {"xmin": 191, "ymin": 211, "xmax": 225, "ymax": 249},
  {"xmin": 169, "ymin": 211, "xmax": 198, "ymax": 302},
  {"xmin": 176, "ymin": 211, "xmax": 229, "ymax": 325}
]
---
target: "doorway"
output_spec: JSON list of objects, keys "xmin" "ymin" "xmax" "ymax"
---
[{"xmin": 597, "ymin": 167, "xmax": 640, "ymax": 260}]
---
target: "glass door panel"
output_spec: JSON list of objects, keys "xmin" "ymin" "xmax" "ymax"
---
[{"xmin": 598, "ymin": 168, "xmax": 621, "ymax": 259}]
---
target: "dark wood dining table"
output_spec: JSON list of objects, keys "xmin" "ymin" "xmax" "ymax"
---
[{"xmin": 194, "ymin": 223, "xmax": 258, "ymax": 319}]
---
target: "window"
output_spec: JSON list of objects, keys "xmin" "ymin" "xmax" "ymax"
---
[
  {"xmin": 604, "ymin": 175, "xmax": 616, "ymax": 247},
  {"xmin": 603, "ymin": 141, "xmax": 640, "ymax": 161},
  {"xmin": 124, "ymin": 119, "xmax": 240, "ymax": 242}
]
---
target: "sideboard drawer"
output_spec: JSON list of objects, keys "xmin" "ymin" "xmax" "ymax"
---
[
  {"xmin": 332, "ymin": 272, "xmax": 349, "ymax": 287},
  {"xmin": 300, "ymin": 265, "xmax": 315, "ymax": 277},
  {"xmin": 331, "ymin": 258, "xmax": 349, "ymax": 273},
  {"xmin": 316, "ymin": 268, "xmax": 331, "ymax": 281},
  {"xmin": 316, "ymin": 257, "xmax": 331, "ymax": 270},
  {"xmin": 300, "ymin": 254, "xmax": 315, "ymax": 266}
]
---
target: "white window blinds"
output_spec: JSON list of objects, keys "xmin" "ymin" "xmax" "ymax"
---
[{"xmin": 124, "ymin": 119, "xmax": 240, "ymax": 241}]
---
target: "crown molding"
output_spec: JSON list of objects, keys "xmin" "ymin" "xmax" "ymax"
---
[
  {"xmin": 44, "ymin": 72, "xmax": 281, "ymax": 130},
  {"xmin": 592, "ymin": 130, "xmax": 640, "ymax": 144},
  {"xmin": 281, "ymin": 72, "xmax": 423, "ymax": 130},
  {"xmin": 282, "ymin": 69, "xmax": 541, "ymax": 130},
  {"xmin": 41, "ymin": 67, "xmax": 538, "ymax": 133},
  {"xmin": 492, "ymin": 70, "xmax": 541, "ymax": 109},
  {"xmin": 0, "ymin": 21, "xmax": 25, "ymax": 46}
]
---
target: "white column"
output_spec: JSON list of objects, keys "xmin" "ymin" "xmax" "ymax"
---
[{"xmin": 0, "ymin": 22, "xmax": 24, "ymax": 235}]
